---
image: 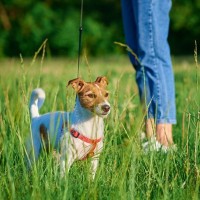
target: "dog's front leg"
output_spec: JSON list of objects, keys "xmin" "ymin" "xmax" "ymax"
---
[
  {"xmin": 91, "ymin": 157, "xmax": 99, "ymax": 180},
  {"xmin": 60, "ymin": 133, "xmax": 74, "ymax": 177}
]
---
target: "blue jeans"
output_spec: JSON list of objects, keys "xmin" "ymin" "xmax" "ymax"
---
[{"xmin": 121, "ymin": 0, "xmax": 176, "ymax": 124}]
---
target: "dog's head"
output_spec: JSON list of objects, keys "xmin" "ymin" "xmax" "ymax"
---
[{"xmin": 68, "ymin": 76, "xmax": 110, "ymax": 117}]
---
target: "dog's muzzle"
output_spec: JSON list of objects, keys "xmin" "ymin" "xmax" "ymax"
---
[{"xmin": 93, "ymin": 100, "xmax": 111, "ymax": 117}]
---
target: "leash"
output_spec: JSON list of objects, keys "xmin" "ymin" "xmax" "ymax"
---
[{"xmin": 77, "ymin": 0, "xmax": 84, "ymax": 77}]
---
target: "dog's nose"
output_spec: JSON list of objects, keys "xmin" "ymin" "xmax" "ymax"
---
[{"xmin": 102, "ymin": 105, "xmax": 110, "ymax": 113}]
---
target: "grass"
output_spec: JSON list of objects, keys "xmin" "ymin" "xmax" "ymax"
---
[{"xmin": 0, "ymin": 53, "xmax": 200, "ymax": 199}]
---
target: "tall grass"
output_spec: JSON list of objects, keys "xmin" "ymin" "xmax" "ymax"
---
[{"xmin": 0, "ymin": 51, "xmax": 199, "ymax": 199}]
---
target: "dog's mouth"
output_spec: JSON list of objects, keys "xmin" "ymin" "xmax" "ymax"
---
[
  {"xmin": 97, "ymin": 111, "xmax": 110, "ymax": 118},
  {"xmin": 102, "ymin": 112, "xmax": 109, "ymax": 115},
  {"xmin": 101, "ymin": 112, "xmax": 109, "ymax": 116}
]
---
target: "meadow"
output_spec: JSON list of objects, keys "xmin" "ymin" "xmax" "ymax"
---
[{"xmin": 0, "ymin": 53, "xmax": 199, "ymax": 199}]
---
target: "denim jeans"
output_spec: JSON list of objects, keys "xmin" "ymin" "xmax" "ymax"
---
[{"xmin": 121, "ymin": 0, "xmax": 176, "ymax": 124}]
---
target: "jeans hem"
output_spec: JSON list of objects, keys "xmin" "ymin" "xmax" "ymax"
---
[{"xmin": 146, "ymin": 116, "xmax": 177, "ymax": 124}]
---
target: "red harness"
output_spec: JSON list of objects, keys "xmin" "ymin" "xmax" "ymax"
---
[{"xmin": 70, "ymin": 128, "xmax": 102, "ymax": 160}]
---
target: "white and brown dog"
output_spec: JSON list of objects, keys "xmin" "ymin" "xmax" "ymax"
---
[{"xmin": 26, "ymin": 76, "xmax": 110, "ymax": 178}]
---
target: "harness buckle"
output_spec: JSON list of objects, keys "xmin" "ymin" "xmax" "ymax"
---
[{"xmin": 70, "ymin": 129, "xmax": 80, "ymax": 138}]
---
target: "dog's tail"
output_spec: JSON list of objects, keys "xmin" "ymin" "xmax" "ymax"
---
[{"xmin": 29, "ymin": 88, "xmax": 45, "ymax": 119}]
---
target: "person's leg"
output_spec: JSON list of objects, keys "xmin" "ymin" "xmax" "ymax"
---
[
  {"xmin": 137, "ymin": 0, "xmax": 176, "ymax": 146},
  {"xmin": 156, "ymin": 124, "xmax": 173, "ymax": 146},
  {"xmin": 145, "ymin": 118, "xmax": 155, "ymax": 138},
  {"xmin": 121, "ymin": 0, "xmax": 176, "ymax": 147},
  {"xmin": 121, "ymin": 0, "xmax": 138, "ymax": 66},
  {"xmin": 121, "ymin": 0, "xmax": 157, "ymax": 138}
]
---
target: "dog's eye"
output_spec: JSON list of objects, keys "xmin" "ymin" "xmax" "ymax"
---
[
  {"xmin": 87, "ymin": 93, "xmax": 97, "ymax": 98},
  {"xmin": 105, "ymin": 92, "xmax": 109, "ymax": 97}
]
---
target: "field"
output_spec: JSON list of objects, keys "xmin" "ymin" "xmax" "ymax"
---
[{"xmin": 0, "ymin": 54, "xmax": 200, "ymax": 199}]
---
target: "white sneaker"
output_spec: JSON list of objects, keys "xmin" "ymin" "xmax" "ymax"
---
[{"xmin": 141, "ymin": 135, "xmax": 177, "ymax": 153}]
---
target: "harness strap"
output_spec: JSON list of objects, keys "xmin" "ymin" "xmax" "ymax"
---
[{"xmin": 70, "ymin": 128, "xmax": 102, "ymax": 160}]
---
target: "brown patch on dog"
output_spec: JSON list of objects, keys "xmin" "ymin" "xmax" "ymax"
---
[
  {"xmin": 95, "ymin": 76, "xmax": 108, "ymax": 88},
  {"xmin": 68, "ymin": 76, "xmax": 109, "ymax": 111},
  {"xmin": 67, "ymin": 77, "xmax": 85, "ymax": 93},
  {"xmin": 62, "ymin": 121, "xmax": 69, "ymax": 130},
  {"xmin": 39, "ymin": 123, "xmax": 50, "ymax": 152}
]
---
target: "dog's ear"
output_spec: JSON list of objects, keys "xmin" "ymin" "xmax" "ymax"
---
[
  {"xmin": 67, "ymin": 78, "xmax": 85, "ymax": 93},
  {"xmin": 95, "ymin": 76, "xmax": 108, "ymax": 87}
]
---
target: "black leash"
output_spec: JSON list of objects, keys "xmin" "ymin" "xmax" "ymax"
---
[{"xmin": 77, "ymin": 0, "xmax": 84, "ymax": 77}]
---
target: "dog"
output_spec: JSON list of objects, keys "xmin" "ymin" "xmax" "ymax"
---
[{"xmin": 25, "ymin": 76, "xmax": 110, "ymax": 178}]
